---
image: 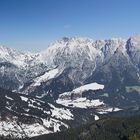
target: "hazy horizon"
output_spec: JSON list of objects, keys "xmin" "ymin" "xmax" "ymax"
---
[{"xmin": 0, "ymin": 0, "xmax": 140, "ymax": 52}]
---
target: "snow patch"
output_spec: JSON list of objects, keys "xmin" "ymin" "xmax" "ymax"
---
[
  {"xmin": 95, "ymin": 115, "xmax": 99, "ymax": 120},
  {"xmin": 98, "ymin": 107, "xmax": 122, "ymax": 114},
  {"xmin": 5, "ymin": 95, "xmax": 13, "ymax": 101},
  {"xmin": 20, "ymin": 96, "xmax": 28, "ymax": 102},
  {"xmin": 73, "ymin": 83, "xmax": 104, "ymax": 93},
  {"xmin": 56, "ymin": 97, "xmax": 104, "ymax": 109},
  {"xmin": 33, "ymin": 68, "xmax": 60, "ymax": 86},
  {"xmin": 49, "ymin": 104, "xmax": 73, "ymax": 120},
  {"xmin": 59, "ymin": 82, "xmax": 104, "ymax": 99}
]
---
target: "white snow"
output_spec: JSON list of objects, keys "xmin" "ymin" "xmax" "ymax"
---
[
  {"xmin": 36, "ymin": 92, "xmax": 48, "ymax": 98},
  {"xmin": 59, "ymin": 82, "xmax": 104, "ymax": 99},
  {"xmin": 57, "ymin": 83, "xmax": 104, "ymax": 109},
  {"xmin": 28, "ymin": 103, "xmax": 43, "ymax": 111},
  {"xmin": 0, "ymin": 46, "xmax": 34, "ymax": 67},
  {"xmin": 5, "ymin": 95, "xmax": 13, "ymax": 101},
  {"xmin": 0, "ymin": 96, "xmax": 75, "ymax": 138},
  {"xmin": 33, "ymin": 68, "xmax": 60, "ymax": 86},
  {"xmin": 49, "ymin": 104, "xmax": 73, "ymax": 120},
  {"xmin": 95, "ymin": 115, "xmax": 99, "ymax": 120},
  {"xmin": 0, "ymin": 117, "xmax": 69, "ymax": 139},
  {"xmin": 56, "ymin": 97, "xmax": 104, "ymax": 109},
  {"xmin": 0, "ymin": 118, "xmax": 23, "ymax": 138},
  {"xmin": 98, "ymin": 107, "xmax": 122, "ymax": 114},
  {"xmin": 20, "ymin": 96, "xmax": 28, "ymax": 102},
  {"xmin": 73, "ymin": 83, "xmax": 104, "ymax": 93}
]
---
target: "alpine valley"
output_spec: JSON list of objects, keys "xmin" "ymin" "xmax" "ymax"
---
[{"xmin": 0, "ymin": 36, "xmax": 140, "ymax": 139}]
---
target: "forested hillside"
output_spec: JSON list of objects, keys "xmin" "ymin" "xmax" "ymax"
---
[{"xmin": 27, "ymin": 116, "xmax": 140, "ymax": 140}]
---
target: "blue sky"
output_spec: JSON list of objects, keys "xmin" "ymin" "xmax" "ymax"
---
[{"xmin": 0, "ymin": 0, "xmax": 140, "ymax": 52}]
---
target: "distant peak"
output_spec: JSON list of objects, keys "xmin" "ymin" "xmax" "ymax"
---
[
  {"xmin": 62, "ymin": 37, "xmax": 70, "ymax": 42},
  {"xmin": 57, "ymin": 36, "xmax": 93, "ymax": 45},
  {"xmin": 0, "ymin": 45, "xmax": 9, "ymax": 50},
  {"xmin": 129, "ymin": 35, "xmax": 140, "ymax": 41}
]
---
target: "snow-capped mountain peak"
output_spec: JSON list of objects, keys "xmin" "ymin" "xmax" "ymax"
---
[
  {"xmin": 37, "ymin": 37, "xmax": 100, "ymax": 68},
  {"xmin": 0, "ymin": 45, "xmax": 33, "ymax": 67}
]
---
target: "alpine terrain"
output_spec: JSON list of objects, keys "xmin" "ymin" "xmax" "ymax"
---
[{"xmin": 0, "ymin": 35, "xmax": 140, "ymax": 139}]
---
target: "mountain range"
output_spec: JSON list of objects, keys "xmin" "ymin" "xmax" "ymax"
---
[{"xmin": 0, "ymin": 35, "xmax": 140, "ymax": 139}]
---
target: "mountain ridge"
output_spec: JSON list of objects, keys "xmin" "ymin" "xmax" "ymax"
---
[{"xmin": 0, "ymin": 35, "xmax": 140, "ymax": 138}]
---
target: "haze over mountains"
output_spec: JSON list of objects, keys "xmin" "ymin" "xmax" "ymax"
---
[{"xmin": 0, "ymin": 35, "xmax": 140, "ymax": 138}]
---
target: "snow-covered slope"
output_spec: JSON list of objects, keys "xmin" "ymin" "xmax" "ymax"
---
[
  {"xmin": 37, "ymin": 37, "xmax": 100, "ymax": 65},
  {"xmin": 57, "ymin": 82, "xmax": 105, "ymax": 108},
  {"xmin": 0, "ymin": 46, "xmax": 33, "ymax": 67},
  {"xmin": 33, "ymin": 68, "xmax": 61, "ymax": 87},
  {"xmin": 0, "ymin": 36, "xmax": 139, "ymax": 70},
  {"xmin": 0, "ymin": 117, "xmax": 68, "ymax": 138},
  {"xmin": 58, "ymin": 82, "xmax": 104, "ymax": 100},
  {"xmin": 57, "ymin": 97, "xmax": 104, "ymax": 109},
  {"xmin": 56, "ymin": 82, "xmax": 121, "ymax": 113},
  {"xmin": 0, "ymin": 88, "xmax": 74, "ymax": 138}
]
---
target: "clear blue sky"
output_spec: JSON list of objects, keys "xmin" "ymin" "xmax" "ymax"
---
[{"xmin": 0, "ymin": 0, "xmax": 140, "ymax": 52}]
